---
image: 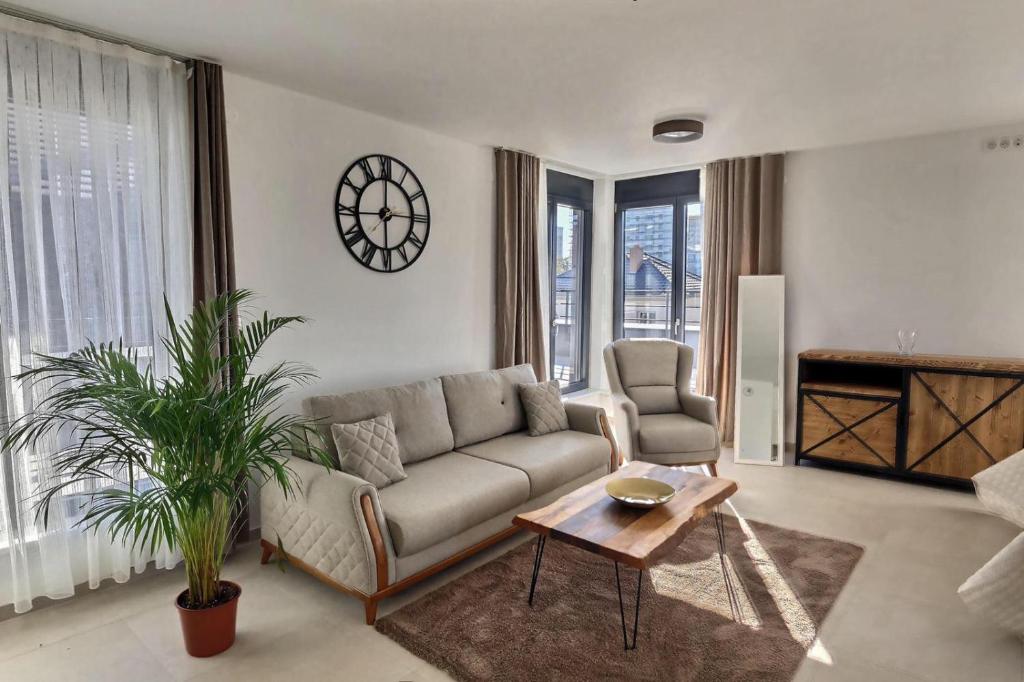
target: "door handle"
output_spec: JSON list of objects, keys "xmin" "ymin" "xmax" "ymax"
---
[{"xmin": 674, "ymin": 318, "xmax": 681, "ymax": 336}]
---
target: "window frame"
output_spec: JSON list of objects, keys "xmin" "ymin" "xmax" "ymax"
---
[
  {"xmin": 613, "ymin": 192, "xmax": 702, "ymax": 343},
  {"xmin": 547, "ymin": 192, "xmax": 593, "ymax": 394}
]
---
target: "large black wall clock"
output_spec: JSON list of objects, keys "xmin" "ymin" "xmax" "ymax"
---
[{"xmin": 334, "ymin": 154, "xmax": 430, "ymax": 273}]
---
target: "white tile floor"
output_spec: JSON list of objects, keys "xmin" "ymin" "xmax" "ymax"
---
[{"xmin": 1, "ymin": 455, "xmax": 1021, "ymax": 681}]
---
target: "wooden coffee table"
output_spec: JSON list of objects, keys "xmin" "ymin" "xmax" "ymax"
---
[{"xmin": 512, "ymin": 462, "xmax": 739, "ymax": 649}]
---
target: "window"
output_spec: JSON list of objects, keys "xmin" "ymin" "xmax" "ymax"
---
[
  {"xmin": 547, "ymin": 170, "xmax": 593, "ymax": 393},
  {"xmin": 614, "ymin": 170, "xmax": 703, "ymax": 360},
  {"xmin": 0, "ymin": 21, "xmax": 190, "ymax": 605},
  {"xmin": 3, "ymin": 102, "xmax": 148, "ymax": 356}
]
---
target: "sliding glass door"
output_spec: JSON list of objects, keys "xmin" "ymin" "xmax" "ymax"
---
[
  {"xmin": 547, "ymin": 170, "xmax": 593, "ymax": 394},
  {"xmin": 549, "ymin": 198, "xmax": 591, "ymax": 393},
  {"xmin": 615, "ymin": 196, "xmax": 703, "ymax": 352}
]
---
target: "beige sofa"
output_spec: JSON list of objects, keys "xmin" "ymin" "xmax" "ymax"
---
[{"xmin": 259, "ymin": 364, "xmax": 616, "ymax": 624}]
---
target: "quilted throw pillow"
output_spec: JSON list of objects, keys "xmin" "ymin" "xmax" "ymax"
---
[
  {"xmin": 331, "ymin": 413, "xmax": 407, "ymax": 489},
  {"xmin": 518, "ymin": 380, "xmax": 569, "ymax": 437}
]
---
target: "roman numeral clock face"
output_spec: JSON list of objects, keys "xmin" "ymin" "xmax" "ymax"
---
[{"xmin": 334, "ymin": 155, "xmax": 430, "ymax": 273}]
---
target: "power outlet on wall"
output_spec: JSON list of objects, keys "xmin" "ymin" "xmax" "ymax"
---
[{"xmin": 984, "ymin": 135, "xmax": 1024, "ymax": 151}]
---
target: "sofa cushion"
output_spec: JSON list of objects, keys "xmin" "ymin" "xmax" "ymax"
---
[
  {"xmin": 457, "ymin": 430, "xmax": 610, "ymax": 497},
  {"xmin": 518, "ymin": 380, "xmax": 569, "ymax": 436},
  {"xmin": 441, "ymin": 365, "xmax": 537, "ymax": 448},
  {"xmin": 331, "ymin": 414, "xmax": 406, "ymax": 488},
  {"xmin": 626, "ymin": 385, "xmax": 681, "ymax": 415},
  {"xmin": 638, "ymin": 412, "xmax": 718, "ymax": 454},
  {"xmin": 306, "ymin": 379, "xmax": 454, "ymax": 465},
  {"xmin": 378, "ymin": 452, "xmax": 530, "ymax": 556}
]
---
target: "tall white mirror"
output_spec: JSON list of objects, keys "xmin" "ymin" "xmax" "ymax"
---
[{"xmin": 735, "ymin": 275, "xmax": 785, "ymax": 466}]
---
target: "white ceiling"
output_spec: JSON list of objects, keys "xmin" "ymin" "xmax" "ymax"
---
[{"xmin": 10, "ymin": 0, "xmax": 1024, "ymax": 175}]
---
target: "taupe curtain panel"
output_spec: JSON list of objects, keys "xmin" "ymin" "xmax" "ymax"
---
[
  {"xmin": 696, "ymin": 154, "xmax": 784, "ymax": 443},
  {"xmin": 190, "ymin": 60, "xmax": 236, "ymax": 307},
  {"xmin": 189, "ymin": 60, "xmax": 245, "ymax": 541},
  {"xmin": 495, "ymin": 149, "xmax": 547, "ymax": 381}
]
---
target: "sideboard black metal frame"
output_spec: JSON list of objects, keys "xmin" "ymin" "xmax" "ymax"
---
[{"xmin": 795, "ymin": 357, "xmax": 1024, "ymax": 490}]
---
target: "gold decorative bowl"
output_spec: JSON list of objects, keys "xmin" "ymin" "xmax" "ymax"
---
[{"xmin": 606, "ymin": 477, "xmax": 676, "ymax": 509}]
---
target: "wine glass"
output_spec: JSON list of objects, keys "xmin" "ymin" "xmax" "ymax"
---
[{"xmin": 897, "ymin": 329, "xmax": 917, "ymax": 356}]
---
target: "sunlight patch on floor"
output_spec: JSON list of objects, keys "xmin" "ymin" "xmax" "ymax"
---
[
  {"xmin": 650, "ymin": 553, "xmax": 762, "ymax": 628},
  {"xmin": 726, "ymin": 499, "xmax": 822, "ymax": 652},
  {"xmin": 807, "ymin": 637, "xmax": 834, "ymax": 665}
]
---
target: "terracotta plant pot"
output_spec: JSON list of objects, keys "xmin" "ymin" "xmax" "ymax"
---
[{"xmin": 175, "ymin": 581, "xmax": 241, "ymax": 657}]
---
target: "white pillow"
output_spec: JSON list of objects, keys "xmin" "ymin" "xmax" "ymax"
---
[
  {"xmin": 959, "ymin": 531, "xmax": 1024, "ymax": 634},
  {"xmin": 973, "ymin": 448, "xmax": 1024, "ymax": 527}
]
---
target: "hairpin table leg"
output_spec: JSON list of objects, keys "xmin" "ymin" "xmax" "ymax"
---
[
  {"xmin": 614, "ymin": 562, "xmax": 643, "ymax": 650},
  {"xmin": 528, "ymin": 535, "xmax": 546, "ymax": 607},
  {"xmin": 714, "ymin": 507, "xmax": 741, "ymax": 621}
]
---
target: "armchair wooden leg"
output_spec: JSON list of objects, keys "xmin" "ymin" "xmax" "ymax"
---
[
  {"xmin": 707, "ymin": 462, "xmax": 718, "ymax": 477},
  {"xmin": 259, "ymin": 539, "xmax": 275, "ymax": 565},
  {"xmin": 364, "ymin": 598, "xmax": 379, "ymax": 625}
]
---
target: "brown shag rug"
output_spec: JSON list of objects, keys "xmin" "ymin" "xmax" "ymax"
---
[{"xmin": 376, "ymin": 514, "xmax": 863, "ymax": 681}]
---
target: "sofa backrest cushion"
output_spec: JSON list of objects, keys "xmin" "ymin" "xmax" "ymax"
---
[
  {"xmin": 441, "ymin": 364, "xmax": 537, "ymax": 448},
  {"xmin": 612, "ymin": 339, "xmax": 689, "ymax": 415},
  {"xmin": 305, "ymin": 378, "xmax": 454, "ymax": 465}
]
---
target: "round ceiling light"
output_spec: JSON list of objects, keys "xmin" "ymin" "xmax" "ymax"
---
[{"xmin": 652, "ymin": 119, "xmax": 704, "ymax": 143}]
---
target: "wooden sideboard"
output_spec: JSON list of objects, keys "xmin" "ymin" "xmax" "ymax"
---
[{"xmin": 796, "ymin": 349, "xmax": 1024, "ymax": 486}]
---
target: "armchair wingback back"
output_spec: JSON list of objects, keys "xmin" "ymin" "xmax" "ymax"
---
[
  {"xmin": 606, "ymin": 339, "xmax": 693, "ymax": 415},
  {"xmin": 604, "ymin": 338, "xmax": 720, "ymax": 470}
]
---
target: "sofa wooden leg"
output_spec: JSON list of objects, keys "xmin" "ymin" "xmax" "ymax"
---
[
  {"xmin": 259, "ymin": 539, "xmax": 275, "ymax": 565},
  {"xmin": 364, "ymin": 598, "xmax": 379, "ymax": 625},
  {"xmin": 708, "ymin": 462, "xmax": 718, "ymax": 477}
]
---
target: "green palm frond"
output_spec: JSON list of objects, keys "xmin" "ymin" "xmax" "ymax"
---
[{"xmin": 2, "ymin": 289, "xmax": 331, "ymax": 608}]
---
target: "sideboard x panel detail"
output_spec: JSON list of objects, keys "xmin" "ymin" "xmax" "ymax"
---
[
  {"xmin": 906, "ymin": 371, "xmax": 1024, "ymax": 479},
  {"xmin": 802, "ymin": 395, "xmax": 897, "ymax": 468}
]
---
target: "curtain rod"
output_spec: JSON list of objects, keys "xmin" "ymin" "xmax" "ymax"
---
[{"xmin": 0, "ymin": 3, "xmax": 198, "ymax": 64}]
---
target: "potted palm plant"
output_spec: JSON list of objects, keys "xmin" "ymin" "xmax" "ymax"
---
[{"xmin": 3, "ymin": 290, "xmax": 330, "ymax": 657}]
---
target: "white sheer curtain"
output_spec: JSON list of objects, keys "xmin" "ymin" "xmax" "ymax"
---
[{"xmin": 0, "ymin": 15, "xmax": 191, "ymax": 613}]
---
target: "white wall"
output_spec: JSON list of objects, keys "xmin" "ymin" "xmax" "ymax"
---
[
  {"xmin": 589, "ymin": 177, "xmax": 615, "ymax": 391},
  {"xmin": 783, "ymin": 122, "xmax": 1024, "ymax": 436},
  {"xmin": 224, "ymin": 73, "xmax": 495, "ymax": 415}
]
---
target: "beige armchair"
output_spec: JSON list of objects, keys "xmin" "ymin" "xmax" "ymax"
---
[{"xmin": 603, "ymin": 338, "xmax": 720, "ymax": 474}]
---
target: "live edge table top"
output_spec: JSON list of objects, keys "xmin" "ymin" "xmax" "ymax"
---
[{"xmin": 512, "ymin": 462, "xmax": 738, "ymax": 570}]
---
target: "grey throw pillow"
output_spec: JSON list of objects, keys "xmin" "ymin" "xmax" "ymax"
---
[
  {"xmin": 330, "ymin": 413, "xmax": 407, "ymax": 488},
  {"xmin": 518, "ymin": 380, "xmax": 569, "ymax": 436}
]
